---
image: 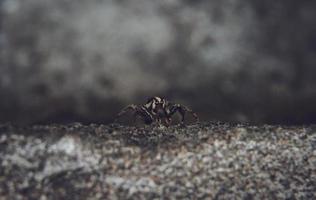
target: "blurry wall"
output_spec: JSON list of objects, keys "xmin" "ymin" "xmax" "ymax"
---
[{"xmin": 0, "ymin": 0, "xmax": 316, "ymax": 125}]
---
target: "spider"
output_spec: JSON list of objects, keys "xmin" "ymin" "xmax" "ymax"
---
[{"xmin": 114, "ymin": 96, "xmax": 198, "ymax": 126}]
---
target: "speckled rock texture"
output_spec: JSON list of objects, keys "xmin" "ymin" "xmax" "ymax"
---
[{"xmin": 1, "ymin": 122, "xmax": 315, "ymax": 199}]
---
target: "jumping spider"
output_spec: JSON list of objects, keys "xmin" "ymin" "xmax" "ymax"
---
[{"xmin": 114, "ymin": 96, "xmax": 198, "ymax": 126}]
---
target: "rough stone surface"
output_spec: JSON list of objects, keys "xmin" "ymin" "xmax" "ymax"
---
[{"xmin": 1, "ymin": 122, "xmax": 315, "ymax": 199}]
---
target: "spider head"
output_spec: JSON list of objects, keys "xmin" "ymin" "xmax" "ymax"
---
[{"xmin": 145, "ymin": 96, "xmax": 167, "ymax": 116}]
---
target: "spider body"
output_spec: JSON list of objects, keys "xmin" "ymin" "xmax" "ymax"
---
[{"xmin": 115, "ymin": 96, "xmax": 198, "ymax": 125}]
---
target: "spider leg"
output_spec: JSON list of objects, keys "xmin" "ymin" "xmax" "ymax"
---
[
  {"xmin": 132, "ymin": 112, "xmax": 139, "ymax": 123},
  {"xmin": 133, "ymin": 110, "xmax": 153, "ymax": 125},
  {"xmin": 169, "ymin": 104, "xmax": 199, "ymax": 124},
  {"xmin": 164, "ymin": 117, "xmax": 172, "ymax": 126},
  {"xmin": 114, "ymin": 104, "xmax": 138, "ymax": 123}
]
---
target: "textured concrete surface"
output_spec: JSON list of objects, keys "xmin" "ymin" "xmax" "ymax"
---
[{"xmin": 0, "ymin": 122, "xmax": 315, "ymax": 199}]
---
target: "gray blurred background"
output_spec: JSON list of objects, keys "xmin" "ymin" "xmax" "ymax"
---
[{"xmin": 0, "ymin": 0, "xmax": 316, "ymax": 125}]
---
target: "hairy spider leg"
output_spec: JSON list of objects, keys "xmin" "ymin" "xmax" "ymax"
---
[
  {"xmin": 138, "ymin": 106, "xmax": 155, "ymax": 124},
  {"xmin": 169, "ymin": 104, "xmax": 199, "ymax": 123},
  {"xmin": 114, "ymin": 104, "xmax": 138, "ymax": 123},
  {"xmin": 164, "ymin": 117, "xmax": 172, "ymax": 126},
  {"xmin": 115, "ymin": 104, "xmax": 154, "ymax": 124}
]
